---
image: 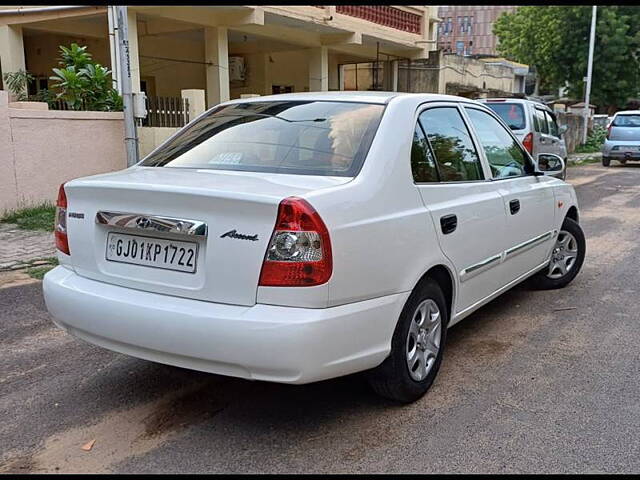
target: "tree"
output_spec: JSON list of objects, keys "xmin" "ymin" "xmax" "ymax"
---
[{"xmin": 494, "ymin": 6, "xmax": 640, "ymax": 112}]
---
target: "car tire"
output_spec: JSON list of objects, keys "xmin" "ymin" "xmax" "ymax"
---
[
  {"xmin": 620, "ymin": 159, "xmax": 627, "ymax": 165},
  {"xmin": 366, "ymin": 278, "xmax": 448, "ymax": 404},
  {"xmin": 528, "ymin": 217, "xmax": 586, "ymax": 290},
  {"xmin": 602, "ymin": 157, "xmax": 611, "ymax": 167}
]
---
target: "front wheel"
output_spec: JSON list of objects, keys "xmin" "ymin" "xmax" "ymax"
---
[
  {"xmin": 529, "ymin": 217, "xmax": 586, "ymax": 290},
  {"xmin": 602, "ymin": 157, "xmax": 611, "ymax": 167},
  {"xmin": 366, "ymin": 278, "xmax": 448, "ymax": 404}
]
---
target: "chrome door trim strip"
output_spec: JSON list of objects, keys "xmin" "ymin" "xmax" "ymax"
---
[
  {"xmin": 459, "ymin": 253, "xmax": 502, "ymax": 282},
  {"xmin": 453, "ymin": 258, "xmax": 549, "ymax": 324},
  {"xmin": 504, "ymin": 230, "xmax": 554, "ymax": 259},
  {"xmin": 95, "ymin": 211, "xmax": 208, "ymax": 237}
]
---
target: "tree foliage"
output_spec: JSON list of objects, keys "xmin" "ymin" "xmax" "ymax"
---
[{"xmin": 494, "ymin": 6, "xmax": 640, "ymax": 111}]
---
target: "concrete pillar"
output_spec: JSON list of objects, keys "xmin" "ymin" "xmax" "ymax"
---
[
  {"xmin": 127, "ymin": 9, "xmax": 141, "ymax": 93},
  {"xmin": 0, "ymin": 25, "xmax": 26, "ymax": 93},
  {"xmin": 205, "ymin": 26, "xmax": 230, "ymax": 108},
  {"xmin": 308, "ymin": 46, "xmax": 328, "ymax": 92},
  {"xmin": 181, "ymin": 89, "xmax": 206, "ymax": 121},
  {"xmin": 391, "ymin": 60, "xmax": 399, "ymax": 92}
]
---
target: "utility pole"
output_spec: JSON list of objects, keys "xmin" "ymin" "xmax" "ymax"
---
[
  {"xmin": 583, "ymin": 5, "xmax": 597, "ymax": 144},
  {"xmin": 115, "ymin": 5, "xmax": 139, "ymax": 166}
]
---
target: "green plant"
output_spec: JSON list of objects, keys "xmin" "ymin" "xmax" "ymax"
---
[
  {"xmin": 575, "ymin": 124, "xmax": 607, "ymax": 153},
  {"xmin": 1, "ymin": 204, "xmax": 56, "ymax": 231},
  {"xmin": 49, "ymin": 42, "xmax": 122, "ymax": 112},
  {"xmin": 58, "ymin": 43, "xmax": 92, "ymax": 69},
  {"xmin": 2, "ymin": 69, "xmax": 35, "ymax": 101}
]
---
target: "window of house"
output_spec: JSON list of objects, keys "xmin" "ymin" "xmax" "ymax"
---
[
  {"xmin": 410, "ymin": 123, "xmax": 439, "ymax": 182},
  {"xmin": 465, "ymin": 108, "xmax": 528, "ymax": 178},
  {"xmin": 418, "ymin": 107, "xmax": 484, "ymax": 182},
  {"xmin": 468, "ymin": 16, "xmax": 474, "ymax": 34}
]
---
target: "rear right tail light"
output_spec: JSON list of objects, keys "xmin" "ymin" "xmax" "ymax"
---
[
  {"xmin": 522, "ymin": 132, "xmax": 533, "ymax": 154},
  {"xmin": 55, "ymin": 183, "xmax": 70, "ymax": 255},
  {"xmin": 259, "ymin": 197, "xmax": 332, "ymax": 287}
]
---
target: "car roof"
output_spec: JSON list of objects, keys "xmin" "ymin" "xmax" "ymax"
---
[
  {"xmin": 220, "ymin": 91, "xmax": 480, "ymax": 106},
  {"xmin": 613, "ymin": 110, "xmax": 640, "ymax": 116}
]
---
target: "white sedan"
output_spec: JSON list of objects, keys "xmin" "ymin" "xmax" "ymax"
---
[{"xmin": 43, "ymin": 92, "xmax": 585, "ymax": 403}]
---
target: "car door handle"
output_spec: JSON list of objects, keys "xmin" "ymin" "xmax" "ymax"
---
[
  {"xmin": 440, "ymin": 214, "xmax": 457, "ymax": 234},
  {"xmin": 509, "ymin": 199, "xmax": 520, "ymax": 215}
]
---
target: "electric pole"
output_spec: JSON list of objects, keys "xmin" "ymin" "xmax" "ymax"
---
[
  {"xmin": 583, "ymin": 5, "xmax": 597, "ymax": 144},
  {"xmin": 115, "ymin": 5, "xmax": 139, "ymax": 167}
]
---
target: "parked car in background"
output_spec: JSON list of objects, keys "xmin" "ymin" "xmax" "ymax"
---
[
  {"xmin": 602, "ymin": 110, "xmax": 640, "ymax": 166},
  {"xmin": 479, "ymin": 98, "xmax": 568, "ymax": 179},
  {"xmin": 43, "ymin": 92, "xmax": 585, "ymax": 404}
]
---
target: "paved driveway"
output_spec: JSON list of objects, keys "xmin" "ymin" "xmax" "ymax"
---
[{"xmin": 1, "ymin": 164, "xmax": 639, "ymax": 473}]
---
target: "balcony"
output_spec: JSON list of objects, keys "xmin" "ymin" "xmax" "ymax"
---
[{"xmin": 315, "ymin": 6, "xmax": 422, "ymax": 34}]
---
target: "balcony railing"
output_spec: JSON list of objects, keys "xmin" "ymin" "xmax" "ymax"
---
[{"xmin": 334, "ymin": 6, "xmax": 422, "ymax": 34}]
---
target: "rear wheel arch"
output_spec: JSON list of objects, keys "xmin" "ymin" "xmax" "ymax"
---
[{"xmin": 414, "ymin": 264, "xmax": 455, "ymax": 323}]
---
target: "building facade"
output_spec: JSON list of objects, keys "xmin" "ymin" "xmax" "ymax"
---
[
  {"xmin": 0, "ymin": 5, "xmax": 439, "ymax": 109},
  {"xmin": 436, "ymin": 5, "xmax": 516, "ymax": 56}
]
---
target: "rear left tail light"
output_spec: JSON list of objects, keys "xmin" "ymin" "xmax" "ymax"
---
[
  {"xmin": 259, "ymin": 197, "xmax": 332, "ymax": 287},
  {"xmin": 55, "ymin": 183, "xmax": 70, "ymax": 255},
  {"xmin": 522, "ymin": 132, "xmax": 533, "ymax": 154},
  {"xmin": 606, "ymin": 124, "xmax": 612, "ymax": 139}
]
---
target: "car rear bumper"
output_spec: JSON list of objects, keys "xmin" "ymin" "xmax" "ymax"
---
[
  {"xmin": 603, "ymin": 141, "xmax": 640, "ymax": 158},
  {"xmin": 43, "ymin": 266, "xmax": 408, "ymax": 384}
]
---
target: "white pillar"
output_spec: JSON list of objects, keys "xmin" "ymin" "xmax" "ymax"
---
[
  {"xmin": 127, "ymin": 9, "xmax": 141, "ymax": 94},
  {"xmin": 181, "ymin": 89, "xmax": 206, "ymax": 121},
  {"xmin": 309, "ymin": 46, "xmax": 328, "ymax": 92},
  {"xmin": 392, "ymin": 60, "xmax": 399, "ymax": 92},
  {"xmin": 205, "ymin": 26, "xmax": 230, "ymax": 108},
  {"xmin": 0, "ymin": 25, "xmax": 26, "ymax": 93}
]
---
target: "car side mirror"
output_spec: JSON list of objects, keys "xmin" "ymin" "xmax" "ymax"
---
[
  {"xmin": 558, "ymin": 124, "xmax": 568, "ymax": 136},
  {"xmin": 537, "ymin": 153, "xmax": 566, "ymax": 179}
]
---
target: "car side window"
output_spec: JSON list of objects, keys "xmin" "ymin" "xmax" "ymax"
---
[
  {"xmin": 418, "ymin": 107, "xmax": 484, "ymax": 182},
  {"xmin": 465, "ymin": 108, "xmax": 528, "ymax": 179},
  {"xmin": 545, "ymin": 111, "xmax": 559, "ymax": 137},
  {"xmin": 410, "ymin": 123, "xmax": 439, "ymax": 182},
  {"xmin": 535, "ymin": 108, "xmax": 549, "ymax": 134}
]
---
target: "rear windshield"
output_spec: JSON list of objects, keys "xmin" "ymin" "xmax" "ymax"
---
[
  {"xmin": 612, "ymin": 114, "xmax": 640, "ymax": 127},
  {"xmin": 141, "ymin": 100, "xmax": 385, "ymax": 177},
  {"xmin": 484, "ymin": 102, "xmax": 526, "ymax": 130}
]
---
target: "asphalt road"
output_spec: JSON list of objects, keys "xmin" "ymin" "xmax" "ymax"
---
[{"xmin": 1, "ymin": 164, "xmax": 639, "ymax": 474}]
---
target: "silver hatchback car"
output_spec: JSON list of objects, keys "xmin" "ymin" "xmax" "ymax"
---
[
  {"xmin": 602, "ymin": 111, "xmax": 640, "ymax": 166},
  {"xmin": 478, "ymin": 98, "xmax": 568, "ymax": 178}
]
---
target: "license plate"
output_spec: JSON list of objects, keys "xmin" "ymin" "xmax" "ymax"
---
[{"xmin": 106, "ymin": 232, "xmax": 198, "ymax": 273}]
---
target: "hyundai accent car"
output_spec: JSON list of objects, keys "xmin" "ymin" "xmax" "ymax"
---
[{"xmin": 43, "ymin": 92, "xmax": 586, "ymax": 403}]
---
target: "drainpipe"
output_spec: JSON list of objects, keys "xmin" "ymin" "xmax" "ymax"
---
[
  {"xmin": 107, "ymin": 5, "xmax": 121, "ymax": 93},
  {"xmin": 0, "ymin": 6, "xmax": 100, "ymax": 16}
]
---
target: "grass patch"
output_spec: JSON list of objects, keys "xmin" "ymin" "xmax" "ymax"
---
[
  {"xmin": 1, "ymin": 203, "xmax": 56, "ymax": 231},
  {"xmin": 26, "ymin": 265, "xmax": 56, "ymax": 280},
  {"xmin": 24, "ymin": 257, "xmax": 58, "ymax": 280}
]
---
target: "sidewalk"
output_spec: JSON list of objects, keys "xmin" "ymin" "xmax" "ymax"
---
[
  {"xmin": 567, "ymin": 151, "xmax": 602, "ymax": 164},
  {"xmin": 0, "ymin": 224, "xmax": 56, "ymax": 271}
]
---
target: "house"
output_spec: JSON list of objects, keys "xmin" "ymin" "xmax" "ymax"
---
[{"xmin": 0, "ymin": 5, "xmax": 440, "ymax": 109}]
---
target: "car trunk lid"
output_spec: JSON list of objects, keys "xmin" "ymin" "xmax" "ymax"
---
[{"xmin": 63, "ymin": 167, "xmax": 349, "ymax": 306}]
